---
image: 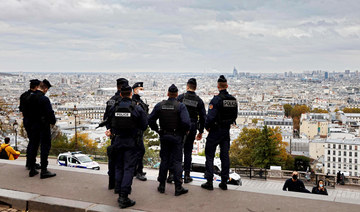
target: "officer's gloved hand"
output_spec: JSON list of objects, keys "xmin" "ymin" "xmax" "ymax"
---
[{"xmin": 105, "ymin": 129, "xmax": 112, "ymax": 137}]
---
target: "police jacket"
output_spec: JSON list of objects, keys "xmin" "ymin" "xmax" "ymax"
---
[
  {"xmin": 19, "ymin": 90, "xmax": 33, "ymax": 117},
  {"xmin": 177, "ymin": 91, "xmax": 206, "ymax": 133},
  {"xmin": 132, "ymin": 94, "xmax": 149, "ymax": 114},
  {"xmin": 148, "ymin": 97, "xmax": 191, "ymax": 135},
  {"xmin": 103, "ymin": 91, "xmax": 122, "ymax": 121},
  {"xmin": 27, "ymin": 90, "xmax": 56, "ymax": 126},
  {"xmin": 107, "ymin": 97, "xmax": 148, "ymax": 145},
  {"xmin": 205, "ymin": 90, "xmax": 238, "ymax": 130}
]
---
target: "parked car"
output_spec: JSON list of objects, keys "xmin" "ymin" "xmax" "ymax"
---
[
  {"xmin": 57, "ymin": 151, "xmax": 100, "ymax": 170},
  {"xmin": 189, "ymin": 155, "xmax": 242, "ymax": 186}
]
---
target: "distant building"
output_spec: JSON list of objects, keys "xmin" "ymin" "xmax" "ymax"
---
[
  {"xmin": 325, "ymin": 72, "xmax": 329, "ymax": 79},
  {"xmin": 233, "ymin": 67, "xmax": 238, "ymax": 77},
  {"xmin": 300, "ymin": 113, "xmax": 330, "ymax": 139}
]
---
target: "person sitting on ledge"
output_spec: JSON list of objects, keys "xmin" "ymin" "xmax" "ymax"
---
[
  {"xmin": 0, "ymin": 137, "xmax": 20, "ymax": 160},
  {"xmin": 283, "ymin": 171, "xmax": 310, "ymax": 193},
  {"xmin": 312, "ymin": 180, "xmax": 328, "ymax": 195}
]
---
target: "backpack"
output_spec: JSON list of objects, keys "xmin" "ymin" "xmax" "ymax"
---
[{"xmin": 0, "ymin": 146, "xmax": 9, "ymax": 159}]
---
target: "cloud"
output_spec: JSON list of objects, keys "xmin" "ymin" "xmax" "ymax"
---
[{"xmin": 0, "ymin": 0, "xmax": 359, "ymax": 72}]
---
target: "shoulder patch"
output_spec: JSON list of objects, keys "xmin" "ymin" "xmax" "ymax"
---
[{"xmin": 107, "ymin": 100, "xmax": 116, "ymax": 106}]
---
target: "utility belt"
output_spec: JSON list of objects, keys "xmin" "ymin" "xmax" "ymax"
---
[
  {"xmin": 213, "ymin": 121, "xmax": 232, "ymax": 129},
  {"xmin": 159, "ymin": 129, "xmax": 183, "ymax": 136}
]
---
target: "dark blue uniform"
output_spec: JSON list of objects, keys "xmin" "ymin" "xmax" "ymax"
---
[
  {"xmin": 148, "ymin": 98, "xmax": 191, "ymax": 187},
  {"xmin": 204, "ymin": 89, "xmax": 237, "ymax": 182},
  {"xmin": 132, "ymin": 94, "xmax": 149, "ymax": 175},
  {"xmin": 103, "ymin": 91, "xmax": 122, "ymax": 188},
  {"xmin": 107, "ymin": 97, "xmax": 148, "ymax": 195},
  {"xmin": 19, "ymin": 90, "xmax": 36, "ymax": 166},
  {"xmin": 26, "ymin": 90, "xmax": 56, "ymax": 171},
  {"xmin": 177, "ymin": 91, "xmax": 206, "ymax": 173}
]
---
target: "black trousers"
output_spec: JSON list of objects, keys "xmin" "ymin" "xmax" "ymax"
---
[
  {"xmin": 204, "ymin": 128, "xmax": 230, "ymax": 181},
  {"xmin": 27, "ymin": 124, "xmax": 51, "ymax": 171},
  {"xmin": 115, "ymin": 147, "xmax": 137, "ymax": 195},
  {"xmin": 158, "ymin": 134, "xmax": 183, "ymax": 186},
  {"xmin": 134, "ymin": 138, "xmax": 145, "ymax": 174}
]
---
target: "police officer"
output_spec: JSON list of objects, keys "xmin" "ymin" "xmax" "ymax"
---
[
  {"xmin": 201, "ymin": 75, "xmax": 238, "ymax": 191},
  {"xmin": 132, "ymin": 82, "xmax": 149, "ymax": 181},
  {"xmin": 27, "ymin": 79, "xmax": 57, "ymax": 179},
  {"xmin": 148, "ymin": 84, "xmax": 191, "ymax": 196},
  {"xmin": 19, "ymin": 79, "xmax": 42, "ymax": 170},
  {"xmin": 104, "ymin": 78, "xmax": 129, "ymax": 190},
  {"xmin": 105, "ymin": 85, "xmax": 148, "ymax": 209},
  {"xmin": 177, "ymin": 78, "xmax": 206, "ymax": 183}
]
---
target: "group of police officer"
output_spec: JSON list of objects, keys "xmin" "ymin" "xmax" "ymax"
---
[
  {"xmin": 104, "ymin": 75, "xmax": 238, "ymax": 209},
  {"xmin": 19, "ymin": 79, "xmax": 57, "ymax": 179}
]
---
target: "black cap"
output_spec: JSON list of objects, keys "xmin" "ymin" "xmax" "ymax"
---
[
  {"xmin": 217, "ymin": 75, "xmax": 227, "ymax": 83},
  {"xmin": 121, "ymin": 85, "xmax": 132, "ymax": 92},
  {"xmin": 29, "ymin": 79, "xmax": 41, "ymax": 87},
  {"xmin": 168, "ymin": 84, "xmax": 178, "ymax": 93},
  {"xmin": 117, "ymin": 78, "xmax": 129, "ymax": 87},
  {"xmin": 42, "ymin": 79, "xmax": 52, "ymax": 88},
  {"xmin": 132, "ymin": 82, "xmax": 143, "ymax": 90},
  {"xmin": 187, "ymin": 78, "xmax": 197, "ymax": 86}
]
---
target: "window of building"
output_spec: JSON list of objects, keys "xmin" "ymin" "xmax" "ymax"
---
[
  {"xmin": 344, "ymin": 158, "xmax": 347, "ymax": 163},
  {"xmin": 350, "ymin": 172, "xmax": 352, "ymax": 176},
  {"xmin": 356, "ymin": 152, "xmax": 358, "ymax": 157},
  {"xmin": 338, "ymin": 151, "xmax": 341, "ymax": 156},
  {"xmin": 356, "ymin": 146, "xmax": 358, "ymax": 150},
  {"xmin": 327, "ymin": 163, "xmax": 330, "ymax": 167},
  {"xmin": 350, "ymin": 159, "xmax": 352, "ymax": 163},
  {"xmin": 339, "ymin": 144, "xmax": 341, "ymax": 149},
  {"xmin": 333, "ymin": 164, "xmax": 336, "ymax": 168},
  {"xmin": 350, "ymin": 145, "xmax": 353, "ymax": 150},
  {"xmin": 344, "ymin": 145, "xmax": 347, "ymax": 150},
  {"xmin": 333, "ymin": 150, "xmax": 336, "ymax": 155},
  {"xmin": 333, "ymin": 170, "xmax": 335, "ymax": 174},
  {"xmin": 355, "ymin": 165, "xmax": 358, "ymax": 170},
  {"xmin": 338, "ymin": 158, "xmax": 341, "ymax": 162},
  {"xmin": 338, "ymin": 164, "xmax": 341, "ymax": 169},
  {"xmin": 333, "ymin": 144, "xmax": 336, "ymax": 148},
  {"xmin": 356, "ymin": 159, "xmax": 358, "ymax": 163},
  {"xmin": 328, "ymin": 150, "xmax": 331, "ymax": 155},
  {"xmin": 350, "ymin": 165, "xmax": 352, "ymax": 170},
  {"xmin": 333, "ymin": 157, "xmax": 335, "ymax": 161},
  {"xmin": 350, "ymin": 152, "xmax": 352, "ymax": 157},
  {"xmin": 327, "ymin": 157, "xmax": 330, "ymax": 161},
  {"xmin": 344, "ymin": 151, "xmax": 347, "ymax": 156}
]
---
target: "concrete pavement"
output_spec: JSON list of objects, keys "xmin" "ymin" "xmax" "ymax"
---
[{"xmin": 1, "ymin": 159, "xmax": 360, "ymax": 211}]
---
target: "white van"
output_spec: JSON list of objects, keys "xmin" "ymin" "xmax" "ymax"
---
[
  {"xmin": 189, "ymin": 156, "xmax": 242, "ymax": 186},
  {"xmin": 57, "ymin": 152, "xmax": 100, "ymax": 170}
]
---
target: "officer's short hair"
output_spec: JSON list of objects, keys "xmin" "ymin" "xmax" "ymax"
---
[
  {"xmin": 4, "ymin": 137, "xmax": 10, "ymax": 144},
  {"xmin": 40, "ymin": 82, "xmax": 50, "ymax": 90},
  {"xmin": 187, "ymin": 83, "xmax": 196, "ymax": 90},
  {"xmin": 121, "ymin": 90, "xmax": 131, "ymax": 97},
  {"xmin": 218, "ymin": 82, "xmax": 227, "ymax": 89},
  {"xmin": 168, "ymin": 92, "xmax": 178, "ymax": 98}
]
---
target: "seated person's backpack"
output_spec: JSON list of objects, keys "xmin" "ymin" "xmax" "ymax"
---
[{"xmin": 0, "ymin": 146, "xmax": 9, "ymax": 159}]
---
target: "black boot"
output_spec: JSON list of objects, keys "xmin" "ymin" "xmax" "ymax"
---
[
  {"xmin": 219, "ymin": 179, "xmax": 228, "ymax": 190},
  {"xmin": 201, "ymin": 180, "xmax": 214, "ymax": 190},
  {"xmin": 136, "ymin": 173, "xmax": 147, "ymax": 181},
  {"xmin": 175, "ymin": 185, "xmax": 188, "ymax": 196},
  {"xmin": 29, "ymin": 168, "xmax": 39, "ymax": 177},
  {"xmin": 158, "ymin": 182, "xmax": 165, "ymax": 193},
  {"xmin": 167, "ymin": 173, "xmax": 174, "ymax": 184},
  {"xmin": 184, "ymin": 171, "xmax": 193, "ymax": 183},
  {"xmin": 40, "ymin": 169, "xmax": 56, "ymax": 179},
  {"xmin": 118, "ymin": 193, "xmax": 136, "ymax": 209}
]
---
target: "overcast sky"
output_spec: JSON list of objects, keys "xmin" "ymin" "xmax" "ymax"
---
[{"xmin": 0, "ymin": 0, "xmax": 359, "ymax": 73}]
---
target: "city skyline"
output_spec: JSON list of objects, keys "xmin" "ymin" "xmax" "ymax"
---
[{"xmin": 0, "ymin": 0, "xmax": 360, "ymax": 73}]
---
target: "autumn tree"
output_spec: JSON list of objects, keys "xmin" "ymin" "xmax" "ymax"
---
[
  {"xmin": 311, "ymin": 108, "xmax": 328, "ymax": 113},
  {"xmin": 283, "ymin": 104, "xmax": 293, "ymax": 117},
  {"xmin": 290, "ymin": 105, "xmax": 310, "ymax": 132},
  {"xmin": 343, "ymin": 108, "xmax": 360, "ymax": 113},
  {"xmin": 69, "ymin": 133, "xmax": 98, "ymax": 154}
]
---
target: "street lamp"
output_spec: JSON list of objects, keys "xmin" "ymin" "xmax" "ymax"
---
[
  {"xmin": 73, "ymin": 105, "xmax": 78, "ymax": 150},
  {"xmin": 13, "ymin": 120, "xmax": 18, "ymax": 151}
]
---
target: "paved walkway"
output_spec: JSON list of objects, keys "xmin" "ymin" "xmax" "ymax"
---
[{"xmin": 0, "ymin": 159, "xmax": 360, "ymax": 211}]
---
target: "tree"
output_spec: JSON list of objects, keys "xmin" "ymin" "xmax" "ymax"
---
[
  {"xmin": 283, "ymin": 104, "xmax": 293, "ymax": 117},
  {"xmin": 230, "ymin": 126, "xmax": 289, "ymax": 169},
  {"xmin": 294, "ymin": 156, "xmax": 310, "ymax": 171},
  {"xmin": 252, "ymin": 119, "xmax": 259, "ymax": 124},
  {"xmin": 311, "ymin": 108, "xmax": 328, "ymax": 113},
  {"xmin": 343, "ymin": 108, "xmax": 360, "ymax": 113},
  {"xmin": 230, "ymin": 128, "xmax": 261, "ymax": 167},
  {"xmin": 290, "ymin": 105, "xmax": 310, "ymax": 132},
  {"xmin": 69, "ymin": 133, "xmax": 98, "ymax": 154}
]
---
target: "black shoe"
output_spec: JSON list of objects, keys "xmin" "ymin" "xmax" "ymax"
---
[
  {"xmin": 201, "ymin": 181, "xmax": 214, "ymax": 190},
  {"xmin": 118, "ymin": 194, "xmax": 136, "ymax": 209},
  {"xmin": 40, "ymin": 170, "xmax": 56, "ymax": 179},
  {"xmin": 114, "ymin": 189, "xmax": 119, "ymax": 194},
  {"xmin": 167, "ymin": 174, "xmax": 174, "ymax": 184},
  {"xmin": 158, "ymin": 183, "xmax": 165, "ymax": 193},
  {"xmin": 29, "ymin": 169, "xmax": 39, "ymax": 177},
  {"xmin": 175, "ymin": 186, "xmax": 188, "ymax": 196},
  {"xmin": 184, "ymin": 175, "xmax": 193, "ymax": 183},
  {"xmin": 108, "ymin": 183, "xmax": 115, "ymax": 190},
  {"xmin": 219, "ymin": 181, "xmax": 228, "ymax": 190},
  {"xmin": 136, "ymin": 173, "xmax": 147, "ymax": 181},
  {"xmin": 35, "ymin": 163, "xmax": 41, "ymax": 170}
]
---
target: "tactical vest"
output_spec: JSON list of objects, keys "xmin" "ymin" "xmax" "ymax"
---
[
  {"xmin": 137, "ymin": 100, "xmax": 149, "ymax": 114},
  {"xmin": 216, "ymin": 93, "xmax": 238, "ymax": 127},
  {"xmin": 27, "ymin": 91, "xmax": 44, "ymax": 121},
  {"xmin": 159, "ymin": 100, "xmax": 180, "ymax": 131},
  {"xmin": 182, "ymin": 93, "xmax": 200, "ymax": 121},
  {"xmin": 111, "ymin": 101, "xmax": 137, "ymax": 130}
]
